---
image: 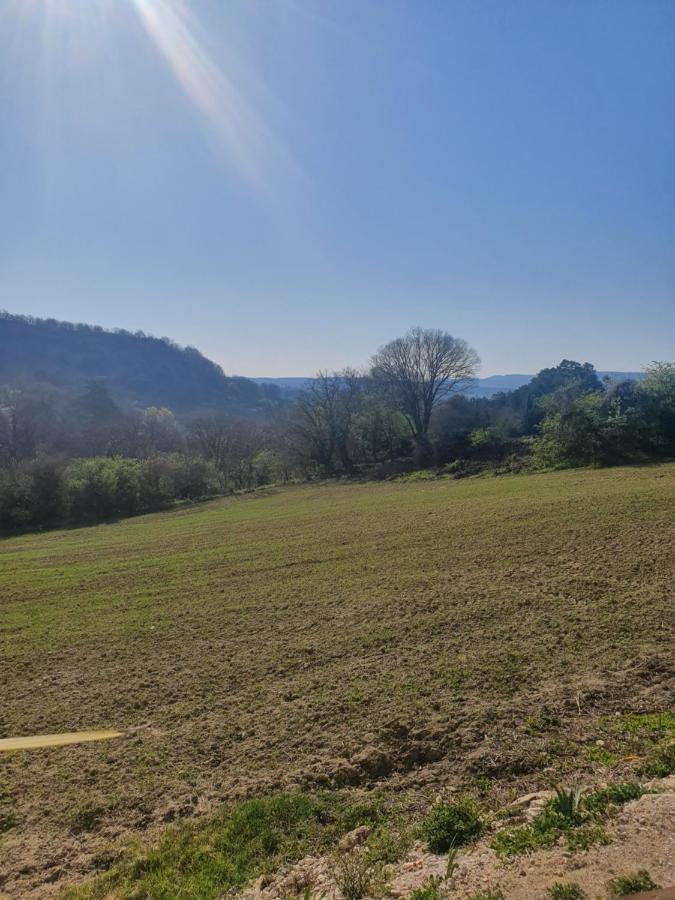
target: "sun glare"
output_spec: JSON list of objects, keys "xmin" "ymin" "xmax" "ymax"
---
[
  {"xmin": 2, "ymin": 0, "xmax": 292, "ymax": 190},
  {"xmin": 129, "ymin": 0, "xmax": 293, "ymax": 189}
]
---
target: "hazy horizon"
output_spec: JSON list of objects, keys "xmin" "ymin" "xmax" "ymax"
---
[{"xmin": 1, "ymin": 0, "xmax": 673, "ymax": 376}]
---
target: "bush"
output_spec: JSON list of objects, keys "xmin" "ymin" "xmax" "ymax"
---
[
  {"xmin": 65, "ymin": 457, "xmax": 141, "ymax": 521},
  {"xmin": 0, "ymin": 465, "xmax": 32, "ymax": 528},
  {"xmin": 547, "ymin": 883, "xmax": 586, "ymax": 899},
  {"xmin": 607, "ymin": 870, "xmax": 658, "ymax": 896},
  {"xmin": 26, "ymin": 457, "xmax": 67, "ymax": 524},
  {"xmin": 420, "ymin": 799, "xmax": 483, "ymax": 853},
  {"xmin": 0, "ymin": 451, "xmax": 223, "ymax": 534},
  {"xmin": 0, "ymin": 458, "xmax": 67, "ymax": 529}
]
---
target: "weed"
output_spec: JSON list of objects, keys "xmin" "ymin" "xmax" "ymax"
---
[
  {"xmin": 492, "ymin": 780, "xmax": 634, "ymax": 858},
  {"xmin": 365, "ymin": 823, "xmax": 411, "ymax": 865},
  {"xmin": 296, "ymin": 889, "xmax": 326, "ymax": 900},
  {"xmin": 524, "ymin": 709, "xmax": 561, "ymax": 734},
  {"xmin": 583, "ymin": 746, "xmax": 617, "ymax": 766},
  {"xmin": 410, "ymin": 876, "xmax": 445, "ymax": 900},
  {"xmin": 420, "ymin": 799, "xmax": 482, "ymax": 853},
  {"xmin": 473, "ymin": 775, "xmax": 493, "ymax": 797},
  {"xmin": 492, "ymin": 819, "xmax": 557, "ymax": 857},
  {"xmin": 639, "ymin": 741, "xmax": 675, "ymax": 777},
  {"xmin": 446, "ymin": 845, "xmax": 460, "ymax": 879},
  {"xmin": 583, "ymin": 782, "xmax": 643, "ymax": 815},
  {"xmin": 551, "ymin": 786, "xmax": 584, "ymax": 823},
  {"xmin": 396, "ymin": 470, "xmax": 439, "ymax": 483},
  {"xmin": 90, "ymin": 852, "xmax": 117, "ymax": 872},
  {"xmin": 607, "ymin": 870, "xmax": 659, "ymax": 896},
  {"xmin": 0, "ymin": 811, "xmax": 18, "ymax": 833},
  {"xmin": 468, "ymin": 891, "xmax": 505, "ymax": 900},
  {"xmin": 547, "ymin": 883, "xmax": 586, "ymax": 899},
  {"xmin": 68, "ymin": 802, "xmax": 111, "ymax": 835},
  {"xmin": 565, "ymin": 824, "xmax": 609, "ymax": 852},
  {"xmin": 603, "ymin": 712, "xmax": 675, "ymax": 777},
  {"xmin": 329, "ymin": 850, "xmax": 375, "ymax": 900}
]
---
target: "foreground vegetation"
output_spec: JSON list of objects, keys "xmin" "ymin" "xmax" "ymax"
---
[
  {"xmin": 64, "ymin": 793, "xmax": 390, "ymax": 899},
  {"xmin": 1, "ymin": 464, "xmax": 673, "ymax": 896}
]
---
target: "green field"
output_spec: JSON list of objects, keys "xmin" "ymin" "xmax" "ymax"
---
[{"xmin": 1, "ymin": 465, "xmax": 674, "ymax": 897}]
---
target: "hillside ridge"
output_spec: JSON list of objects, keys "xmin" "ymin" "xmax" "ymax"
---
[{"xmin": 0, "ymin": 311, "xmax": 271, "ymax": 416}]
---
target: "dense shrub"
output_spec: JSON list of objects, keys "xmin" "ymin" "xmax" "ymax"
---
[
  {"xmin": 0, "ymin": 453, "xmax": 220, "ymax": 532},
  {"xmin": 607, "ymin": 870, "xmax": 658, "ymax": 896},
  {"xmin": 420, "ymin": 799, "xmax": 483, "ymax": 853},
  {"xmin": 66, "ymin": 457, "xmax": 141, "ymax": 521},
  {"xmin": 533, "ymin": 363, "xmax": 675, "ymax": 467}
]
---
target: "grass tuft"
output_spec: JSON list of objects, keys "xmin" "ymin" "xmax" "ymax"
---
[
  {"xmin": 551, "ymin": 786, "xmax": 584, "ymax": 823},
  {"xmin": 547, "ymin": 883, "xmax": 586, "ymax": 899},
  {"xmin": 410, "ymin": 876, "xmax": 445, "ymax": 900}
]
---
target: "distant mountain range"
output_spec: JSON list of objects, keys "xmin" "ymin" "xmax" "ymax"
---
[{"xmin": 252, "ymin": 372, "xmax": 643, "ymax": 399}]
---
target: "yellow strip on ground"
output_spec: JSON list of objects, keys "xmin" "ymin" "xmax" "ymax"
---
[{"xmin": 0, "ymin": 730, "xmax": 123, "ymax": 751}]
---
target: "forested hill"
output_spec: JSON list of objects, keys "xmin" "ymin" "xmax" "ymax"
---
[{"xmin": 0, "ymin": 312, "xmax": 273, "ymax": 416}]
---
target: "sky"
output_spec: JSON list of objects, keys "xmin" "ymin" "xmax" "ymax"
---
[{"xmin": 0, "ymin": 0, "xmax": 673, "ymax": 377}]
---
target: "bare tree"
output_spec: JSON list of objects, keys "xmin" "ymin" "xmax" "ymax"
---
[
  {"xmin": 188, "ymin": 416, "xmax": 265, "ymax": 490},
  {"xmin": 371, "ymin": 327, "xmax": 480, "ymax": 449},
  {"xmin": 188, "ymin": 416, "xmax": 237, "ymax": 486},
  {"xmin": 292, "ymin": 370, "xmax": 364, "ymax": 475}
]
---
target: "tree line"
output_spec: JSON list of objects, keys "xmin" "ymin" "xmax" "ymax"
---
[{"xmin": 1, "ymin": 327, "xmax": 673, "ymax": 532}]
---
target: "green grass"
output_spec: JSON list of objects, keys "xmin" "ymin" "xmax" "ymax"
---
[
  {"xmin": 65, "ymin": 792, "xmax": 383, "ymax": 899},
  {"xmin": 410, "ymin": 880, "xmax": 442, "ymax": 900},
  {"xmin": 617, "ymin": 712, "xmax": 675, "ymax": 736},
  {"xmin": 492, "ymin": 782, "xmax": 644, "ymax": 857},
  {"xmin": 579, "ymin": 711, "xmax": 675, "ymax": 779},
  {"xmin": 1, "ymin": 464, "xmax": 674, "ymax": 896}
]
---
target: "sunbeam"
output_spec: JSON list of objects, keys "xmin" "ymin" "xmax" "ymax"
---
[
  {"xmin": 1, "ymin": 0, "xmax": 296, "ymax": 193},
  {"xmin": 130, "ymin": 0, "xmax": 292, "ymax": 190}
]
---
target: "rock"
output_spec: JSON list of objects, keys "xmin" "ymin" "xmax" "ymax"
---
[
  {"xmin": 338, "ymin": 825, "xmax": 371, "ymax": 852},
  {"xmin": 512, "ymin": 791, "xmax": 549, "ymax": 807}
]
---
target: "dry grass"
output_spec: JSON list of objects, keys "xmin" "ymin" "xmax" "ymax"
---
[{"xmin": 0, "ymin": 464, "xmax": 673, "ymax": 896}]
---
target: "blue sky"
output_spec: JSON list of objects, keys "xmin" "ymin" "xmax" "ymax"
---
[{"xmin": 1, "ymin": 0, "xmax": 673, "ymax": 376}]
